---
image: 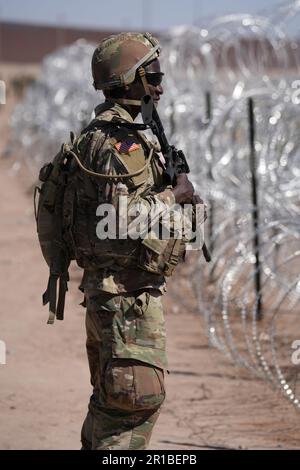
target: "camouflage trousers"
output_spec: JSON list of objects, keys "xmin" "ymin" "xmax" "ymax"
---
[{"xmin": 81, "ymin": 289, "xmax": 167, "ymax": 450}]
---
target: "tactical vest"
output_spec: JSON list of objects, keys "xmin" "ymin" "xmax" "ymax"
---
[{"xmin": 35, "ymin": 117, "xmax": 186, "ymax": 323}]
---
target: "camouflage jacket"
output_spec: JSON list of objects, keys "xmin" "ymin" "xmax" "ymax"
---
[{"xmin": 75, "ymin": 100, "xmax": 177, "ymax": 296}]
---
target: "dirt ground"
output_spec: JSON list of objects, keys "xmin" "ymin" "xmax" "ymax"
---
[{"xmin": 0, "ymin": 67, "xmax": 300, "ymax": 450}]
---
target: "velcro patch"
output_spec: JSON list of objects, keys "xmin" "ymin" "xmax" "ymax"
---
[{"xmin": 115, "ymin": 140, "xmax": 141, "ymax": 153}]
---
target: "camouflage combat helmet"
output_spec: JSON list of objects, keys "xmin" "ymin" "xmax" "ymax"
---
[{"xmin": 92, "ymin": 32, "xmax": 161, "ymax": 106}]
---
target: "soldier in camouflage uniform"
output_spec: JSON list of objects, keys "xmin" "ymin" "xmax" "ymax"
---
[{"xmin": 77, "ymin": 32, "xmax": 196, "ymax": 450}]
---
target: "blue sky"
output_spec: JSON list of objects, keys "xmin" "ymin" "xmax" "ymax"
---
[{"xmin": 0, "ymin": 0, "xmax": 292, "ymax": 31}]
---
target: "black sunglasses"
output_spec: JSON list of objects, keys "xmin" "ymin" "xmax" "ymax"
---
[{"xmin": 145, "ymin": 72, "xmax": 164, "ymax": 87}]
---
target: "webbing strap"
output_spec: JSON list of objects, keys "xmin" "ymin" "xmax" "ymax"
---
[
  {"xmin": 43, "ymin": 272, "xmax": 69, "ymax": 324},
  {"xmin": 138, "ymin": 67, "xmax": 151, "ymax": 95},
  {"xmin": 56, "ymin": 273, "xmax": 69, "ymax": 321},
  {"xmin": 42, "ymin": 276, "xmax": 51, "ymax": 306},
  {"xmin": 42, "ymin": 274, "xmax": 58, "ymax": 325},
  {"xmin": 109, "ymin": 98, "xmax": 142, "ymax": 106},
  {"xmin": 108, "ymin": 67, "xmax": 151, "ymax": 107}
]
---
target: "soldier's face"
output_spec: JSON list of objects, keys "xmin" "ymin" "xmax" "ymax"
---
[
  {"xmin": 144, "ymin": 59, "xmax": 164, "ymax": 106},
  {"xmin": 128, "ymin": 59, "xmax": 164, "ymax": 107}
]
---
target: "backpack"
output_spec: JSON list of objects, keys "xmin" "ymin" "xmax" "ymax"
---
[
  {"xmin": 34, "ymin": 121, "xmax": 154, "ymax": 324},
  {"xmin": 34, "ymin": 137, "xmax": 77, "ymax": 324},
  {"xmin": 35, "ymin": 119, "xmax": 187, "ymax": 324}
]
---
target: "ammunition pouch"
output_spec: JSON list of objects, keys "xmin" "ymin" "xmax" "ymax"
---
[{"xmin": 138, "ymin": 236, "xmax": 186, "ymax": 277}]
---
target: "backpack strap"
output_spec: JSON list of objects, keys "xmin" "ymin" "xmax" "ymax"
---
[
  {"xmin": 56, "ymin": 271, "xmax": 69, "ymax": 320},
  {"xmin": 42, "ymin": 270, "xmax": 69, "ymax": 324},
  {"xmin": 42, "ymin": 274, "xmax": 58, "ymax": 324}
]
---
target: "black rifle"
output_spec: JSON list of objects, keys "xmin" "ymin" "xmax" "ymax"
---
[{"xmin": 141, "ymin": 94, "xmax": 211, "ymax": 263}]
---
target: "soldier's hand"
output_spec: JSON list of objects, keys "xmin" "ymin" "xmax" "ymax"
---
[
  {"xmin": 172, "ymin": 173, "xmax": 195, "ymax": 204},
  {"xmin": 193, "ymin": 194, "xmax": 203, "ymax": 204}
]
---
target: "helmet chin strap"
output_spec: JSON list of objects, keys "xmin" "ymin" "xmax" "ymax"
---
[
  {"xmin": 138, "ymin": 67, "xmax": 151, "ymax": 95},
  {"xmin": 109, "ymin": 67, "xmax": 150, "ymax": 107},
  {"xmin": 110, "ymin": 98, "xmax": 142, "ymax": 106}
]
